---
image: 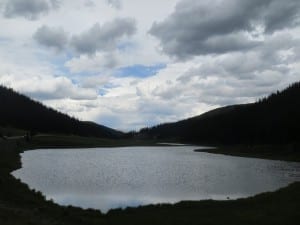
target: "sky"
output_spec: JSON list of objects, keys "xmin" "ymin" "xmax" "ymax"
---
[{"xmin": 0, "ymin": 0, "xmax": 300, "ymax": 131}]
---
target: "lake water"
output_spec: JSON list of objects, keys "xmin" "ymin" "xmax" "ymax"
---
[{"xmin": 12, "ymin": 146, "xmax": 300, "ymax": 213}]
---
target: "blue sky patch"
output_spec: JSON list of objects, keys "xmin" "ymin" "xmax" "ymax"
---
[
  {"xmin": 117, "ymin": 42, "xmax": 136, "ymax": 51},
  {"xmin": 98, "ymin": 88, "xmax": 108, "ymax": 96},
  {"xmin": 115, "ymin": 64, "xmax": 166, "ymax": 78},
  {"xmin": 37, "ymin": 51, "xmax": 73, "ymax": 76}
]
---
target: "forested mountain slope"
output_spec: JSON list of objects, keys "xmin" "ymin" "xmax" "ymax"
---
[
  {"xmin": 139, "ymin": 82, "xmax": 300, "ymax": 145},
  {"xmin": 0, "ymin": 86, "xmax": 123, "ymax": 138}
]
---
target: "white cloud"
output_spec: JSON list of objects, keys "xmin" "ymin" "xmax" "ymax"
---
[
  {"xmin": 106, "ymin": 0, "xmax": 122, "ymax": 9},
  {"xmin": 0, "ymin": 72, "xmax": 97, "ymax": 101}
]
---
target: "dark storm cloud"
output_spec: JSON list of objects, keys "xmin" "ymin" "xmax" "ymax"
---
[
  {"xmin": 34, "ymin": 25, "xmax": 68, "ymax": 51},
  {"xmin": 179, "ymin": 33, "xmax": 299, "ymax": 82},
  {"xmin": 70, "ymin": 18, "xmax": 136, "ymax": 55},
  {"xmin": 3, "ymin": 0, "xmax": 60, "ymax": 20},
  {"xmin": 149, "ymin": 0, "xmax": 300, "ymax": 59},
  {"xmin": 263, "ymin": 0, "xmax": 300, "ymax": 32}
]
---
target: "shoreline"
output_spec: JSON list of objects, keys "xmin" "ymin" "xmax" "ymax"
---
[
  {"xmin": 1, "ymin": 138, "xmax": 300, "ymax": 225},
  {"xmin": 195, "ymin": 145, "xmax": 300, "ymax": 162}
]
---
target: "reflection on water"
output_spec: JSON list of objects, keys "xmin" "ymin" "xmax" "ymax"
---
[{"xmin": 12, "ymin": 146, "xmax": 300, "ymax": 213}]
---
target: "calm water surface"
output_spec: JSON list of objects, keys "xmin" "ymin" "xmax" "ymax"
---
[{"xmin": 12, "ymin": 146, "xmax": 300, "ymax": 213}]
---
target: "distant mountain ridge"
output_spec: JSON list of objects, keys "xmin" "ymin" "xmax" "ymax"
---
[
  {"xmin": 139, "ymin": 82, "xmax": 300, "ymax": 145},
  {"xmin": 0, "ymin": 86, "xmax": 123, "ymax": 138}
]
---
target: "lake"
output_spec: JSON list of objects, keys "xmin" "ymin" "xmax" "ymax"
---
[{"xmin": 12, "ymin": 146, "xmax": 300, "ymax": 213}]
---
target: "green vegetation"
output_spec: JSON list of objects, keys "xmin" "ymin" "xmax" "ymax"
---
[
  {"xmin": 0, "ymin": 126, "xmax": 27, "ymax": 137},
  {"xmin": 27, "ymin": 135, "xmax": 161, "ymax": 148},
  {"xmin": 196, "ymin": 144, "xmax": 300, "ymax": 162},
  {"xmin": 0, "ymin": 139, "xmax": 300, "ymax": 225}
]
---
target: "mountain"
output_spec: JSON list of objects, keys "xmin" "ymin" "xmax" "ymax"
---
[
  {"xmin": 0, "ymin": 86, "xmax": 123, "ymax": 138},
  {"xmin": 139, "ymin": 82, "xmax": 300, "ymax": 145}
]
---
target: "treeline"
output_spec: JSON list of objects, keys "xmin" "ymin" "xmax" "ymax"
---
[
  {"xmin": 0, "ymin": 86, "xmax": 123, "ymax": 139},
  {"xmin": 139, "ymin": 82, "xmax": 300, "ymax": 145}
]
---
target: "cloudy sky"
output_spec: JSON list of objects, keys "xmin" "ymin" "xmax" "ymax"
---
[{"xmin": 0, "ymin": 0, "xmax": 300, "ymax": 131}]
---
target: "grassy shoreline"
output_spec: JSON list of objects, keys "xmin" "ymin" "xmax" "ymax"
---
[
  {"xmin": 195, "ymin": 144, "xmax": 300, "ymax": 162},
  {"xmin": 1, "ymin": 137, "xmax": 300, "ymax": 225}
]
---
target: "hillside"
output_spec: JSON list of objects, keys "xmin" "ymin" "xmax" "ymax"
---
[
  {"xmin": 139, "ymin": 82, "xmax": 300, "ymax": 145},
  {"xmin": 0, "ymin": 86, "xmax": 123, "ymax": 139}
]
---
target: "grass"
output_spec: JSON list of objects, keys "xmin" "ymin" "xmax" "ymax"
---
[
  {"xmin": 28, "ymin": 135, "xmax": 161, "ymax": 148},
  {"xmin": 0, "ymin": 126, "xmax": 27, "ymax": 137},
  {"xmin": 0, "ymin": 137, "xmax": 299, "ymax": 225},
  {"xmin": 195, "ymin": 144, "xmax": 300, "ymax": 162}
]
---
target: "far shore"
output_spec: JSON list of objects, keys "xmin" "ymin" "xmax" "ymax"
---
[{"xmin": 195, "ymin": 144, "xmax": 300, "ymax": 162}]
